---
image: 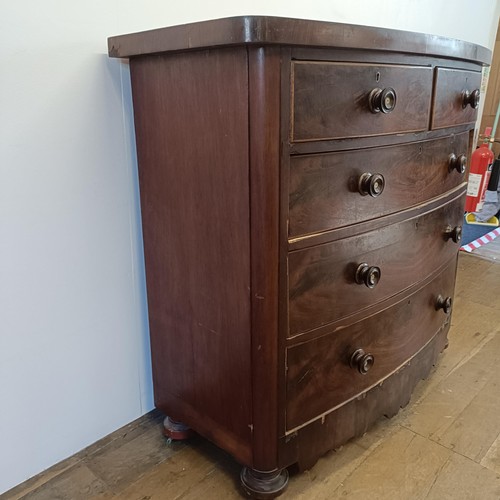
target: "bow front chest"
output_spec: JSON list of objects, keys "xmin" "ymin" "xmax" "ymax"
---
[{"xmin": 108, "ymin": 17, "xmax": 490, "ymax": 498}]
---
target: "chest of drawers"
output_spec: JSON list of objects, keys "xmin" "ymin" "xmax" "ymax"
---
[{"xmin": 108, "ymin": 17, "xmax": 490, "ymax": 498}]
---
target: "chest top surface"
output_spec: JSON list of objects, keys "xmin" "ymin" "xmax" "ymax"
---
[{"xmin": 108, "ymin": 15, "xmax": 491, "ymax": 64}]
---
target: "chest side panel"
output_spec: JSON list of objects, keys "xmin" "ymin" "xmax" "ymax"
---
[{"xmin": 130, "ymin": 47, "xmax": 253, "ymax": 464}]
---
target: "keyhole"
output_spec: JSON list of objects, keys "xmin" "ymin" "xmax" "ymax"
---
[{"xmin": 376, "ymin": 72, "xmax": 381, "ymax": 82}]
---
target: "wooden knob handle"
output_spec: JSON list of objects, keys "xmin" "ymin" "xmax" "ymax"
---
[
  {"xmin": 462, "ymin": 89, "xmax": 480, "ymax": 109},
  {"xmin": 444, "ymin": 225, "xmax": 462, "ymax": 244},
  {"xmin": 436, "ymin": 295, "xmax": 452, "ymax": 314},
  {"xmin": 358, "ymin": 173, "xmax": 385, "ymax": 197},
  {"xmin": 448, "ymin": 153, "xmax": 467, "ymax": 174},
  {"xmin": 369, "ymin": 87, "xmax": 397, "ymax": 114},
  {"xmin": 355, "ymin": 263, "xmax": 381, "ymax": 288},
  {"xmin": 350, "ymin": 348, "xmax": 375, "ymax": 374}
]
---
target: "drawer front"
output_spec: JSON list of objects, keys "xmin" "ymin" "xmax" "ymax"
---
[
  {"xmin": 286, "ymin": 257, "xmax": 457, "ymax": 431},
  {"xmin": 291, "ymin": 62, "xmax": 432, "ymax": 142},
  {"xmin": 431, "ymin": 68, "xmax": 482, "ymax": 129},
  {"xmin": 288, "ymin": 193, "xmax": 464, "ymax": 336},
  {"xmin": 289, "ymin": 133, "xmax": 469, "ymax": 238}
]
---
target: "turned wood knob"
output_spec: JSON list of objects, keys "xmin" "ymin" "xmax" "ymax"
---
[
  {"xmin": 462, "ymin": 89, "xmax": 480, "ymax": 109},
  {"xmin": 444, "ymin": 225, "xmax": 462, "ymax": 243},
  {"xmin": 448, "ymin": 153, "xmax": 467, "ymax": 174},
  {"xmin": 435, "ymin": 295, "xmax": 452, "ymax": 314},
  {"xmin": 368, "ymin": 87, "xmax": 397, "ymax": 114},
  {"xmin": 355, "ymin": 263, "xmax": 381, "ymax": 288},
  {"xmin": 358, "ymin": 173, "xmax": 385, "ymax": 197},
  {"xmin": 350, "ymin": 348, "xmax": 375, "ymax": 374}
]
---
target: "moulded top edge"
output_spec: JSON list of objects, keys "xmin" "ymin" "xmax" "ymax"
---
[{"xmin": 107, "ymin": 16, "xmax": 491, "ymax": 65}]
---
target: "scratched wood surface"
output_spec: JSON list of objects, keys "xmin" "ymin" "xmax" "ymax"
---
[{"xmin": 3, "ymin": 252, "xmax": 500, "ymax": 499}]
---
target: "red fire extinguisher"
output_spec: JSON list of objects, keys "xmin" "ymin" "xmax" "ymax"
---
[{"xmin": 465, "ymin": 129, "xmax": 494, "ymax": 213}]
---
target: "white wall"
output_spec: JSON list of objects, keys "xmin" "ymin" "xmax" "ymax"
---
[{"xmin": 1, "ymin": 0, "xmax": 499, "ymax": 494}]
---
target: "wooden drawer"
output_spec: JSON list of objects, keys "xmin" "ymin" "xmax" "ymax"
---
[
  {"xmin": 431, "ymin": 68, "xmax": 482, "ymax": 129},
  {"xmin": 286, "ymin": 257, "xmax": 457, "ymax": 431},
  {"xmin": 291, "ymin": 62, "xmax": 432, "ymax": 142},
  {"xmin": 288, "ymin": 193, "xmax": 464, "ymax": 336},
  {"xmin": 289, "ymin": 133, "xmax": 469, "ymax": 238}
]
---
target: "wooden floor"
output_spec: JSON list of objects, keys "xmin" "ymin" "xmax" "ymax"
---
[
  {"xmin": 467, "ymin": 231, "xmax": 500, "ymax": 262},
  {"xmin": 3, "ymin": 253, "xmax": 500, "ymax": 500}
]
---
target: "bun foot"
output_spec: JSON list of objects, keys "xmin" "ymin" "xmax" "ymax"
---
[
  {"xmin": 240, "ymin": 467, "xmax": 288, "ymax": 499},
  {"xmin": 162, "ymin": 416, "xmax": 194, "ymax": 440}
]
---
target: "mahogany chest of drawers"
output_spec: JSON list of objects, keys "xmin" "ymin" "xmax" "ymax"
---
[{"xmin": 108, "ymin": 17, "xmax": 490, "ymax": 498}]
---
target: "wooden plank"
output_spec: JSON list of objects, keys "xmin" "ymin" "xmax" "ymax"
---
[
  {"xmin": 85, "ymin": 424, "xmax": 179, "ymax": 493},
  {"xmin": 400, "ymin": 331, "xmax": 500, "ymax": 441},
  {"xmin": 425, "ymin": 452, "xmax": 500, "ymax": 500},
  {"xmin": 16, "ymin": 465, "xmax": 110, "ymax": 500},
  {"xmin": 481, "ymin": 432, "xmax": 500, "ymax": 475},
  {"xmin": 433, "ymin": 360, "xmax": 500, "ymax": 462},
  {"xmin": 116, "ymin": 443, "xmax": 223, "ymax": 499},
  {"xmin": 330, "ymin": 428, "xmax": 451, "ymax": 499}
]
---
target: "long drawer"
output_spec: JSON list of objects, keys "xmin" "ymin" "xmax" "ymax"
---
[
  {"xmin": 431, "ymin": 68, "xmax": 482, "ymax": 129},
  {"xmin": 289, "ymin": 133, "xmax": 469, "ymax": 238},
  {"xmin": 288, "ymin": 193, "xmax": 464, "ymax": 336},
  {"xmin": 291, "ymin": 61, "xmax": 432, "ymax": 142},
  {"xmin": 285, "ymin": 257, "xmax": 457, "ymax": 431}
]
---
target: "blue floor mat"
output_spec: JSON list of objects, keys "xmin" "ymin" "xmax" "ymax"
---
[{"xmin": 462, "ymin": 215, "xmax": 497, "ymax": 246}]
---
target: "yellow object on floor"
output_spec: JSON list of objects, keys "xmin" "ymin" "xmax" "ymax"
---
[{"xmin": 465, "ymin": 213, "xmax": 500, "ymax": 226}]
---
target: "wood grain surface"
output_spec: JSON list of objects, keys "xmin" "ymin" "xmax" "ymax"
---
[
  {"xmin": 248, "ymin": 46, "xmax": 282, "ymax": 471},
  {"xmin": 130, "ymin": 47, "xmax": 253, "ymax": 465},
  {"xmin": 288, "ymin": 193, "xmax": 465, "ymax": 336},
  {"xmin": 291, "ymin": 62, "xmax": 432, "ymax": 141},
  {"xmin": 285, "ymin": 258, "xmax": 457, "ymax": 431},
  {"xmin": 432, "ymin": 68, "xmax": 482, "ymax": 129},
  {"xmin": 289, "ymin": 133, "xmax": 469, "ymax": 238}
]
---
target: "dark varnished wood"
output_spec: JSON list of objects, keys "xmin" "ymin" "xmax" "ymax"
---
[
  {"xmin": 285, "ymin": 257, "xmax": 454, "ymax": 346},
  {"xmin": 286, "ymin": 258, "xmax": 457, "ymax": 431},
  {"xmin": 109, "ymin": 17, "xmax": 489, "ymax": 495},
  {"xmin": 432, "ymin": 68, "xmax": 482, "ymax": 129},
  {"xmin": 288, "ymin": 193, "xmax": 464, "ymax": 336},
  {"xmin": 289, "ymin": 182, "xmax": 467, "ymax": 251},
  {"xmin": 277, "ymin": 47, "xmax": 294, "ymax": 448},
  {"xmin": 108, "ymin": 16, "xmax": 491, "ymax": 65},
  {"xmin": 130, "ymin": 47, "xmax": 253, "ymax": 465},
  {"xmin": 289, "ymin": 133, "xmax": 469, "ymax": 238},
  {"xmin": 279, "ymin": 318, "xmax": 451, "ymax": 470},
  {"xmin": 289, "ymin": 123, "xmax": 475, "ymax": 156},
  {"xmin": 291, "ymin": 62, "xmax": 432, "ymax": 142},
  {"xmin": 248, "ymin": 46, "xmax": 282, "ymax": 472},
  {"xmin": 291, "ymin": 47, "xmax": 486, "ymax": 71}
]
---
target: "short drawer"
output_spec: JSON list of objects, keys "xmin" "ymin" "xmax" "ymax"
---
[
  {"xmin": 431, "ymin": 68, "xmax": 482, "ymax": 129},
  {"xmin": 291, "ymin": 61, "xmax": 432, "ymax": 142},
  {"xmin": 289, "ymin": 133, "xmax": 469, "ymax": 238},
  {"xmin": 286, "ymin": 257, "xmax": 457, "ymax": 431},
  {"xmin": 288, "ymin": 193, "xmax": 464, "ymax": 336}
]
